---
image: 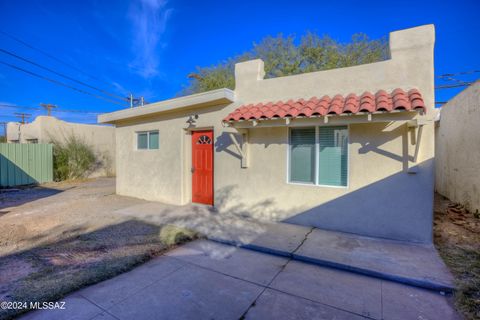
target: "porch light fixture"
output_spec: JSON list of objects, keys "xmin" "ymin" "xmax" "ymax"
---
[{"xmin": 186, "ymin": 114, "xmax": 199, "ymax": 128}]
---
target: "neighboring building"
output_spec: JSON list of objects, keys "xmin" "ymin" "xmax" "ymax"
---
[
  {"xmin": 435, "ymin": 81, "xmax": 480, "ymax": 213},
  {"xmin": 99, "ymin": 25, "xmax": 436, "ymax": 243},
  {"xmin": 7, "ymin": 116, "xmax": 115, "ymax": 177}
]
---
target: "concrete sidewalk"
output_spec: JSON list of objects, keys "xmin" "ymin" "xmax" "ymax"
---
[
  {"xmin": 116, "ymin": 202, "xmax": 454, "ymax": 292},
  {"xmin": 213, "ymin": 227, "xmax": 455, "ymax": 292},
  {"xmin": 22, "ymin": 240, "xmax": 460, "ymax": 320}
]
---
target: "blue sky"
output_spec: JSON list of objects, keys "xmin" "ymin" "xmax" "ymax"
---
[{"xmin": 0, "ymin": 0, "xmax": 479, "ymax": 132}]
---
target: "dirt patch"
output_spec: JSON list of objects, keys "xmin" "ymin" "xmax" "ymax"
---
[
  {"xmin": 0, "ymin": 178, "xmax": 197, "ymax": 320},
  {"xmin": 434, "ymin": 193, "xmax": 480, "ymax": 320}
]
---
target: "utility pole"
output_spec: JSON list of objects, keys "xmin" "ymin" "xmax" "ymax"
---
[
  {"xmin": 0, "ymin": 121, "xmax": 6, "ymax": 142},
  {"xmin": 128, "ymin": 93, "xmax": 140, "ymax": 108},
  {"xmin": 14, "ymin": 113, "xmax": 31, "ymax": 124},
  {"xmin": 129, "ymin": 93, "xmax": 133, "ymax": 108},
  {"xmin": 40, "ymin": 103, "xmax": 57, "ymax": 116}
]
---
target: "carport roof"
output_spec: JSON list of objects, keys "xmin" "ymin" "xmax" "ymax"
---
[{"xmin": 98, "ymin": 88, "xmax": 235, "ymax": 124}]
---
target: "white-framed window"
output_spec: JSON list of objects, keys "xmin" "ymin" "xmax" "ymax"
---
[
  {"xmin": 289, "ymin": 126, "xmax": 348, "ymax": 187},
  {"xmin": 137, "ymin": 131, "xmax": 159, "ymax": 150}
]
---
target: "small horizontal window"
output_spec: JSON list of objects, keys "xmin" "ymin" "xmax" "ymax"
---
[{"xmin": 137, "ymin": 131, "xmax": 159, "ymax": 150}]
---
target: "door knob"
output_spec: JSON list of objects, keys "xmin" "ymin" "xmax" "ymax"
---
[{"xmin": 191, "ymin": 167, "xmax": 195, "ymax": 173}]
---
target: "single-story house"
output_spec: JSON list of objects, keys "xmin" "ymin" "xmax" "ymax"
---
[
  {"xmin": 7, "ymin": 116, "xmax": 116, "ymax": 176},
  {"xmin": 99, "ymin": 24, "xmax": 436, "ymax": 243}
]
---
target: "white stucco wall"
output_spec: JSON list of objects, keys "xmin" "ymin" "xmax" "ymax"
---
[
  {"xmin": 107, "ymin": 24, "xmax": 436, "ymax": 243},
  {"xmin": 435, "ymin": 81, "xmax": 480, "ymax": 213},
  {"xmin": 7, "ymin": 116, "xmax": 115, "ymax": 177}
]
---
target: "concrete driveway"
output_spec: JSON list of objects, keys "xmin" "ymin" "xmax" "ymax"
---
[{"xmin": 22, "ymin": 239, "xmax": 459, "ymax": 320}]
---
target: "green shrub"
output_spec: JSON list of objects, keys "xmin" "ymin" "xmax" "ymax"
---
[
  {"xmin": 51, "ymin": 134, "xmax": 96, "ymax": 181},
  {"xmin": 159, "ymin": 224, "xmax": 198, "ymax": 246}
]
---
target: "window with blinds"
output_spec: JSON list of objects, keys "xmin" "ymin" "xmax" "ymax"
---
[
  {"xmin": 289, "ymin": 126, "xmax": 348, "ymax": 187},
  {"xmin": 290, "ymin": 128, "xmax": 316, "ymax": 183}
]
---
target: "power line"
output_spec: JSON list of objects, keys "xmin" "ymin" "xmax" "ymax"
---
[
  {"xmin": 40, "ymin": 103, "xmax": 57, "ymax": 116},
  {"xmin": 435, "ymin": 69, "xmax": 478, "ymax": 90},
  {"xmin": 0, "ymin": 104, "xmax": 41, "ymax": 111},
  {"xmin": 0, "ymin": 104, "xmax": 101, "ymax": 114},
  {"xmin": 0, "ymin": 48, "xmax": 127, "ymax": 102},
  {"xmin": 0, "ymin": 60, "xmax": 129, "ymax": 107},
  {"xmin": 15, "ymin": 113, "xmax": 31, "ymax": 124},
  {"xmin": 435, "ymin": 82, "xmax": 474, "ymax": 90},
  {"xmin": 439, "ymin": 75, "xmax": 467, "ymax": 85},
  {"xmin": 0, "ymin": 29, "xmax": 122, "ymax": 91},
  {"xmin": 437, "ymin": 70, "xmax": 480, "ymax": 78},
  {"xmin": 55, "ymin": 108, "xmax": 101, "ymax": 114}
]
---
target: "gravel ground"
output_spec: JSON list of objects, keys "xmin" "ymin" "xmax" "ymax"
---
[
  {"xmin": 0, "ymin": 178, "xmax": 196, "ymax": 320},
  {"xmin": 434, "ymin": 193, "xmax": 480, "ymax": 320},
  {"xmin": 0, "ymin": 178, "xmax": 145, "ymax": 255}
]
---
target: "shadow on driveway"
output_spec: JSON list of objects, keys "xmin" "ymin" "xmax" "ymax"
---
[{"xmin": 0, "ymin": 219, "xmax": 196, "ymax": 320}]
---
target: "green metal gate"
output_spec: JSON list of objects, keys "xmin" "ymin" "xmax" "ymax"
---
[{"xmin": 0, "ymin": 143, "xmax": 53, "ymax": 187}]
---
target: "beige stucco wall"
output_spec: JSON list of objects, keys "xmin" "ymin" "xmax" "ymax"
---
[
  {"xmin": 435, "ymin": 81, "xmax": 480, "ymax": 213},
  {"xmin": 111, "ymin": 24, "xmax": 436, "ymax": 242},
  {"xmin": 7, "ymin": 116, "xmax": 115, "ymax": 177}
]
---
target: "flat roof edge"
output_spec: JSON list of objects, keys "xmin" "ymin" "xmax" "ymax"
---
[{"xmin": 98, "ymin": 88, "xmax": 235, "ymax": 124}]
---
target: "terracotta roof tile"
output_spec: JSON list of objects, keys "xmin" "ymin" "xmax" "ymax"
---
[{"xmin": 223, "ymin": 88, "xmax": 426, "ymax": 122}]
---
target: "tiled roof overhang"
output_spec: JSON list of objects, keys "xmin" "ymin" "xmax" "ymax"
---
[{"xmin": 223, "ymin": 88, "xmax": 426, "ymax": 123}]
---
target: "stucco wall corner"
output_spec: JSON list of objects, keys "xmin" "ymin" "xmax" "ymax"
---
[
  {"xmin": 389, "ymin": 24, "xmax": 435, "ymax": 56},
  {"xmin": 234, "ymin": 59, "xmax": 265, "ymax": 91}
]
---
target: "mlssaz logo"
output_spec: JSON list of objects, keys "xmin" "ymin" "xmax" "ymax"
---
[{"xmin": 29, "ymin": 301, "xmax": 66, "ymax": 310}]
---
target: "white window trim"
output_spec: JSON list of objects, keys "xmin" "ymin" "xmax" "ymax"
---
[
  {"xmin": 136, "ymin": 130, "xmax": 159, "ymax": 150},
  {"xmin": 287, "ymin": 125, "xmax": 350, "ymax": 189}
]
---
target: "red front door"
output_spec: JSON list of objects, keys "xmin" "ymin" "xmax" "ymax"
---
[{"xmin": 192, "ymin": 130, "xmax": 214, "ymax": 205}]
